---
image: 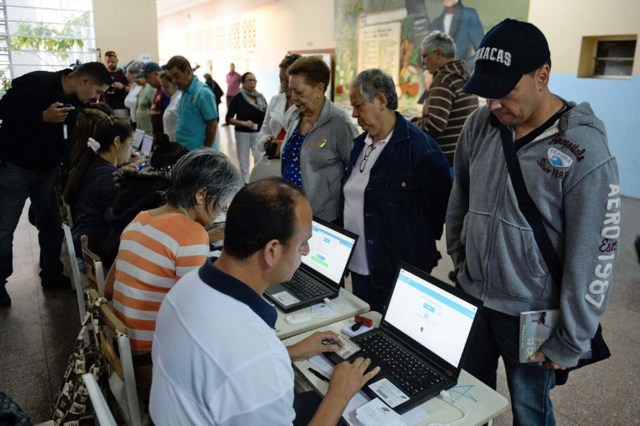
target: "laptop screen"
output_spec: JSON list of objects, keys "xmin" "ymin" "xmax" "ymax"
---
[
  {"xmin": 384, "ymin": 268, "xmax": 478, "ymax": 367},
  {"xmin": 132, "ymin": 129, "xmax": 145, "ymax": 150},
  {"xmin": 140, "ymin": 134, "xmax": 154, "ymax": 157},
  {"xmin": 301, "ymin": 220, "xmax": 356, "ymax": 286}
]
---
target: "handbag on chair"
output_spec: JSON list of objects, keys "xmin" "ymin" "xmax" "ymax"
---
[{"xmin": 52, "ymin": 296, "xmax": 109, "ymax": 425}]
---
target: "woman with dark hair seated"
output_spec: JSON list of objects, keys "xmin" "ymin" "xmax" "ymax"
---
[
  {"xmin": 101, "ymin": 133, "xmax": 189, "ymax": 267},
  {"xmin": 63, "ymin": 109, "xmax": 133, "ymax": 264}
]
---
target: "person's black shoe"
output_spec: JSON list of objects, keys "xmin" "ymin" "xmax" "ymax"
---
[
  {"xmin": 41, "ymin": 275, "xmax": 71, "ymax": 290},
  {"xmin": 0, "ymin": 286, "xmax": 11, "ymax": 307}
]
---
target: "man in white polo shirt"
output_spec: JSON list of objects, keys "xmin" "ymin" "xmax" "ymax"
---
[{"xmin": 150, "ymin": 178, "xmax": 379, "ymax": 425}]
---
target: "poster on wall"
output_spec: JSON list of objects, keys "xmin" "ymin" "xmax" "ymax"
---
[{"xmin": 334, "ymin": 0, "xmax": 530, "ymax": 117}]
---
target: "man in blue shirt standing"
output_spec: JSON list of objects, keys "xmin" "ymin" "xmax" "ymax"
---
[{"xmin": 166, "ymin": 56, "xmax": 218, "ymax": 150}]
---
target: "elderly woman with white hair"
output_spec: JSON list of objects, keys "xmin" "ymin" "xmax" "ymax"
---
[{"xmin": 342, "ymin": 69, "xmax": 451, "ymax": 313}]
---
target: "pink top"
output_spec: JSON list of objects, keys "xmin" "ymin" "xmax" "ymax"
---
[{"xmin": 226, "ymin": 71, "xmax": 241, "ymax": 97}]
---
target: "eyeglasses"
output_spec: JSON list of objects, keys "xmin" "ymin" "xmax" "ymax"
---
[
  {"xmin": 359, "ymin": 144, "xmax": 376, "ymax": 173},
  {"xmin": 104, "ymin": 51, "xmax": 117, "ymax": 57},
  {"xmin": 245, "ymin": 79, "xmax": 257, "ymax": 83},
  {"xmin": 285, "ymin": 53, "xmax": 301, "ymax": 61}
]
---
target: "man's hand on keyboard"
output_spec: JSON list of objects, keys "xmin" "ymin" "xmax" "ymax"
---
[{"xmin": 328, "ymin": 357, "xmax": 381, "ymax": 403}]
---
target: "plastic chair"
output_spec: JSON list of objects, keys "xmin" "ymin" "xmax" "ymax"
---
[
  {"xmin": 81, "ymin": 234, "xmax": 106, "ymax": 296},
  {"xmin": 88, "ymin": 289, "xmax": 142, "ymax": 426},
  {"xmin": 82, "ymin": 373, "xmax": 117, "ymax": 426},
  {"xmin": 62, "ymin": 201, "xmax": 74, "ymax": 228},
  {"xmin": 62, "ymin": 223, "xmax": 87, "ymax": 323}
]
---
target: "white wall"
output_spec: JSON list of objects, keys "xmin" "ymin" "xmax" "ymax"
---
[
  {"xmin": 157, "ymin": 0, "xmax": 335, "ymax": 100},
  {"xmin": 528, "ymin": 0, "xmax": 640, "ymax": 76},
  {"xmin": 529, "ymin": 0, "xmax": 640, "ymax": 198},
  {"xmin": 93, "ymin": 0, "xmax": 159, "ymax": 64}
]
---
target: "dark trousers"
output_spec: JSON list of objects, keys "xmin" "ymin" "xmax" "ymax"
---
[
  {"xmin": 350, "ymin": 270, "xmax": 387, "ymax": 313},
  {"xmin": 0, "ymin": 161, "xmax": 64, "ymax": 286},
  {"xmin": 463, "ymin": 307, "xmax": 556, "ymax": 426}
]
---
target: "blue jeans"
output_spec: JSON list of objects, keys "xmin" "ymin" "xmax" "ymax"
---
[
  {"xmin": 0, "ymin": 161, "xmax": 64, "ymax": 286},
  {"xmin": 463, "ymin": 307, "xmax": 556, "ymax": 425}
]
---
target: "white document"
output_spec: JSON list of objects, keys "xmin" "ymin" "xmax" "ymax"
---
[
  {"xmin": 355, "ymin": 398, "xmax": 403, "ymax": 426},
  {"xmin": 368, "ymin": 379, "xmax": 410, "ymax": 408},
  {"xmin": 343, "ymin": 391, "xmax": 370, "ymax": 426},
  {"xmin": 308, "ymin": 355, "xmax": 334, "ymax": 376},
  {"xmin": 271, "ymin": 291, "xmax": 299, "ymax": 306}
]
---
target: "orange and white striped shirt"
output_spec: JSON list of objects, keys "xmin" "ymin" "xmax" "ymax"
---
[{"xmin": 112, "ymin": 211, "xmax": 209, "ymax": 354}]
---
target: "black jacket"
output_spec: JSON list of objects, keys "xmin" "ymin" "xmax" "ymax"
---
[
  {"xmin": 102, "ymin": 167, "xmax": 171, "ymax": 268},
  {"xmin": 342, "ymin": 113, "xmax": 451, "ymax": 311},
  {"xmin": 0, "ymin": 69, "xmax": 82, "ymax": 171}
]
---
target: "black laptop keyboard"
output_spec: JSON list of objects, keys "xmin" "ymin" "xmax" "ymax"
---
[
  {"xmin": 284, "ymin": 271, "xmax": 328, "ymax": 300},
  {"xmin": 357, "ymin": 332, "xmax": 444, "ymax": 396}
]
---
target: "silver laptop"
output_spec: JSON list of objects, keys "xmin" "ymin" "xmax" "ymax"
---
[
  {"xmin": 327, "ymin": 263, "xmax": 482, "ymax": 414},
  {"xmin": 140, "ymin": 134, "xmax": 154, "ymax": 158},
  {"xmin": 264, "ymin": 217, "xmax": 358, "ymax": 313},
  {"xmin": 132, "ymin": 128, "xmax": 145, "ymax": 150}
]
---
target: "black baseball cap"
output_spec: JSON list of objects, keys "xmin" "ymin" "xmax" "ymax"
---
[{"xmin": 463, "ymin": 19, "xmax": 550, "ymax": 99}]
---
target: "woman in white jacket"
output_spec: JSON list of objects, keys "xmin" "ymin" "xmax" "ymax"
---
[{"xmin": 250, "ymin": 53, "xmax": 301, "ymax": 181}]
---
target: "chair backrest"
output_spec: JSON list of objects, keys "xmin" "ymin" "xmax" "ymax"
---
[
  {"xmin": 81, "ymin": 235, "xmax": 106, "ymax": 296},
  {"xmin": 62, "ymin": 201, "xmax": 74, "ymax": 228},
  {"xmin": 88, "ymin": 289, "xmax": 142, "ymax": 426},
  {"xmin": 82, "ymin": 373, "xmax": 117, "ymax": 426},
  {"xmin": 63, "ymin": 224, "xmax": 86, "ymax": 323}
]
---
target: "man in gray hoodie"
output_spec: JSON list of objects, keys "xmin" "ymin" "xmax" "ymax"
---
[{"xmin": 446, "ymin": 19, "xmax": 619, "ymax": 424}]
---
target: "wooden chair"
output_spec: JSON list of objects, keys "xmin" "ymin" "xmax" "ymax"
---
[
  {"xmin": 81, "ymin": 234, "xmax": 106, "ymax": 296},
  {"xmin": 88, "ymin": 289, "xmax": 142, "ymax": 426},
  {"xmin": 62, "ymin": 223, "xmax": 87, "ymax": 323},
  {"xmin": 82, "ymin": 373, "xmax": 117, "ymax": 426}
]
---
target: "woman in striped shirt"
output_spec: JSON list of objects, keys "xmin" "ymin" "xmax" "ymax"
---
[{"xmin": 104, "ymin": 149, "xmax": 243, "ymax": 400}]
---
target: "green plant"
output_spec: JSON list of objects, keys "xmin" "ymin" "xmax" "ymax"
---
[
  {"xmin": 0, "ymin": 67, "xmax": 11, "ymax": 91},
  {"xmin": 9, "ymin": 12, "xmax": 89, "ymax": 64}
]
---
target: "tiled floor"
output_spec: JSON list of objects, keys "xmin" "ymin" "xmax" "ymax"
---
[{"xmin": 1, "ymin": 123, "xmax": 639, "ymax": 423}]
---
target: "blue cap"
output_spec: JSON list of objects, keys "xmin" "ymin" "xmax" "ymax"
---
[{"xmin": 136, "ymin": 62, "xmax": 162, "ymax": 79}]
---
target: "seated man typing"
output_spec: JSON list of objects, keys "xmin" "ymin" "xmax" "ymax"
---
[{"xmin": 150, "ymin": 177, "xmax": 379, "ymax": 425}]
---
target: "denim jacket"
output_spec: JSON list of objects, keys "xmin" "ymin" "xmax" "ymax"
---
[{"xmin": 342, "ymin": 113, "xmax": 451, "ymax": 310}]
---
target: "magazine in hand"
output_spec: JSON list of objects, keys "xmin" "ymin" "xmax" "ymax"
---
[{"xmin": 519, "ymin": 309, "xmax": 559, "ymax": 363}]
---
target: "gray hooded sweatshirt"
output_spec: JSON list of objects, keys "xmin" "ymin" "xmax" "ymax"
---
[{"xmin": 446, "ymin": 101, "xmax": 620, "ymax": 368}]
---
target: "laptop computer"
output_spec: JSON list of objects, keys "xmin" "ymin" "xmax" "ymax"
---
[
  {"xmin": 140, "ymin": 133, "xmax": 154, "ymax": 158},
  {"xmin": 132, "ymin": 129, "xmax": 145, "ymax": 150},
  {"xmin": 264, "ymin": 217, "xmax": 358, "ymax": 313},
  {"xmin": 326, "ymin": 262, "xmax": 482, "ymax": 414}
]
